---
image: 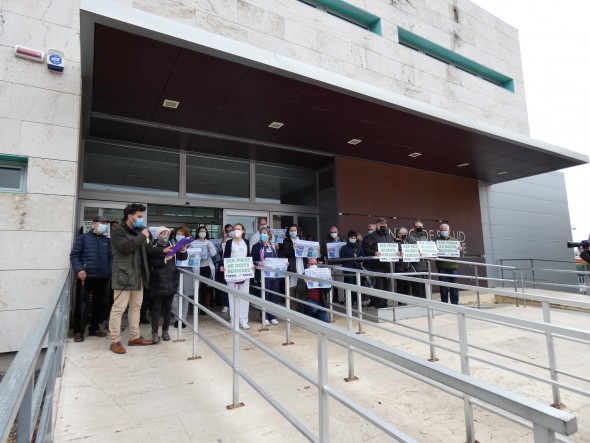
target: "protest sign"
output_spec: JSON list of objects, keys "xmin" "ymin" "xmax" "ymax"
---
[
  {"xmin": 270, "ymin": 229, "xmax": 286, "ymax": 244},
  {"xmin": 304, "ymin": 267, "xmax": 332, "ymax": 289},
  {"xmin": 436, "ymin": 240, "xmax": 461, "ymax": 257},
  {"xmin": 177, "ymin": 248, "xmax": 201, "ymax": 270},
  {"xmin": 417, "ymin": 241, "xmax": 438, "ymax": 258},
  {"xmin": 378, "ymin": 243, "xmax": 399, "ymax": 262},
  {"xmin": 294, "ymin": 240, "xmax": 320, "ymax": 258},
  {"xmin": 263, "ymin": 258, "xmax": 289, "ymax": 278},
  {"xmin": 166, "ymin": 237, "xmax": 193, "ymax": 257},
  {"xmin": 401, "ymin": 243, "xmax": 420, "ymax": 262},
  {"xmin": 224, "ymin": 257, "xmax": 254, "ymax": 281},
  {"xmin": 326, "ymin": 242, "xmax": 346, "ymax": 259}
]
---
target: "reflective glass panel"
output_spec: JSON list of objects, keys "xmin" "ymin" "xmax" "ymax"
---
[
  {"xmin": 186, "ymin": 156, "xmax": 250, "ymax": 201},
  {"xmin": 255, "ymin": 164, "xmax": 316, "ymax": 206},
  {"xmin": 0, "ymin": 166, "xmax": 22, "ymax": 190}
]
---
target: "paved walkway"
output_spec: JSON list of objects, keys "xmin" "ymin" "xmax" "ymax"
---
[{"xmin": 53, "ymin": 299, "xmax": 590, "ymax": 442}]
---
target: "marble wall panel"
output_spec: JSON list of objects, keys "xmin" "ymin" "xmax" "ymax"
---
[
  {"xmin": 0, "ymin": 231, "xmax": 73, "ymax": 270},
  {"xmin": 9, "ymin": 84, "xmax": 80, "ymax": 129},
  {"xmin": 0, "ymin": 193, "xmax": 76, "ymax": 231},
  {"xmin": 27, "ymin": 157, "xmax": 78, "ymax": 196}
]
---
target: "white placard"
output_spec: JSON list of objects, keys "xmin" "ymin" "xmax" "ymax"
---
[
  {"xmin": 263, "ymin": 258, "xmax": 289, "ymax": 278},
  {"xmin": 305, "ymin": 267, "xmax": 332, "ymax": 289},
  {"xmin": 378, "ymin": 243, "xmax": 399, "ymax": 262},
  {"xmin": 294, "ymin": 240, "xmax": 320, "ymax": 258},
  {"xmin": 224, "ymin": 257, "xmax": 254, "ymax": 281},
  {"xmin": 270, "ymin": 229, "xmax": 286, "ymax": 244},
  {"xmin": 326, "ymin": 242, "xmax": 346, "ymax": 259},
  {"xmin": 401, "ymin": 244, "xmax": 420, "ymax": 262},
  {"xmin": 417, "ymin": 241, "xmax": 438, "ymax": 258},
  {"xmin": 177, "ymin": 248, "xmax": 201, "ymax": 269},
  {"xmin": 436, "ymin": 240, "xmax": 461, "ymax": 257}
]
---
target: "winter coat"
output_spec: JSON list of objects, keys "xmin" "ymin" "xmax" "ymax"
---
[
  {"xmin": 70, "ymin": 231, "xmax": 112, "ymax": 279},
  {"xmin": 296, "ymin": 278, "xmax": 330, "ymax": 307},
  {"xmin": 407, "ymin": 230, "xmax": 430, "ymax": 272},
  {"xmin": 339, "ymin": 242, "xmax": 365, "ymax": 271},
  {"xmin": 111, "ymin": 222, "xmax": 150, "ymax": 290},
  {"xmin": 279, "ymin": 236, "xmax": 308, "ymax": 273},
  {"xmin": 252, "ymin": 241, "xmax": 279, "ymax": 282},
  {"xmin": 147, "ymin": 240, "xmax": 188, "ymax": 297},
  {"xmin": 435, "ymin": 235, "xmax": 461, "ymax": 270},
  {"xmin": 362, "ymin": 230, "xmax": 395, "ymax": 270},
  {"xmin": 320, "ymin": 234, "xmax": 343, "ymax": 258}
]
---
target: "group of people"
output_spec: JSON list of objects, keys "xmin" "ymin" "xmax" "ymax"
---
[{"xmin": 70, "ymin": 205, "xmax": 462, "ymax": 355}]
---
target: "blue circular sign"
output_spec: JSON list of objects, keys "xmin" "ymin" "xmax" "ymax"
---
[{"xmin": 49, "ymin": 54, "xmax": 62, "ymax": 65}]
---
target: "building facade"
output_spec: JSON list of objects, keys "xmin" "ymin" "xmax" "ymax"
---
[{"xmin": 0, "ymin": 0, "xmax": 586, "ymax": 352}]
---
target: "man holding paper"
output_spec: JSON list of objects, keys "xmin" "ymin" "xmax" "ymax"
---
[
  {"xmin": 363, "ymin": 218, "xmax": 396, "ymax": 308},
  {"xmin": 435, "ymin": 223, "xmax": 463, "ymax": 305}
]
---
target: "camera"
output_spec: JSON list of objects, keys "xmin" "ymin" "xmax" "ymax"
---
[{"xmin": 566, "ymin": 240, "xmax": 590, "ymax": 248}]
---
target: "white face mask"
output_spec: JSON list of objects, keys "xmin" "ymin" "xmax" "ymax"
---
[
  {"xmin": 330, "ymin": 232, "xmax": 338, "ymax": 239},
  {"xmin": 308, "ymin": 265, "xmax": 317, "ymax": 269},
  {"xmin": 228, "ymin": 231, "xmax": 235, "ymax": 238},
  {"xmin": 234, "ymin": 229, "xmax": 243, "ymax": 238},
  {"xmin": 198, "ymin": 231, "xmax": 207, "ymax": 239}
]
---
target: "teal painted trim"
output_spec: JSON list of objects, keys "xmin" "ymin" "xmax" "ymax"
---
[
  {"xmin": 398, "ymin": 28, "xmax": 514, "ymax": 91},
  {"xmin": 0, "ymin": 154, "xmax": 28, "ymax": 163},
  {"xmin": 316, "ymin": 0, "xmax": 382, "ymax": 35}
]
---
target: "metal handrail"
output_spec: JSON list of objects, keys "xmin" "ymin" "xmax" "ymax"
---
[
  {"xmin": 0, "ymin": 269, "xmax": 70, "ymax": 443},
  {"xmin": 175, "ymin": 268, "xmax": 578, "ymax": 443}
]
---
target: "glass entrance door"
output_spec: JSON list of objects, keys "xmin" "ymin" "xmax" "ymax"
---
[
  {"xmin": 78, "ymin": 201, "xmax": 133, "ymax": 237},
  {"xmin": 223, "ymin": 210, "xmax": 269, "ymax": 242}
]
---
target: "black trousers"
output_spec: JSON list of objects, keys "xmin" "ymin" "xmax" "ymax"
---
[
  {"xmin": 371, "ymin": 271, "xmax": 391, "ymax": 308},
  {"xmin": 73, "ymin": 278, "xmax": 108, "ymax": 335},
  {"xmin": 151, "ymin": 294, "xmax": 174, "ymax": 333}
]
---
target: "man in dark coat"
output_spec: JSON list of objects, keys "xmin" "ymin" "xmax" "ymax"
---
[
  {"xmin": 69, "ymin": 215, "xmax": 112, "ymax": 342},
  {"xmin": 363, "ymin": 218, "xmax": 395, "ymax": 308},
  {"xmin": 108, "ymin": 203, "xmax": 153, "ymax": 354}
]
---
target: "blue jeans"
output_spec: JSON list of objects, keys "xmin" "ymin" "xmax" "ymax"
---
[
  {"xmin": 305, "ymin": 300, "xmax": 329, "ymax": 322},
  {"xmin": 263, "ymin": 279, "xmax": 280, "ymax": 321},
  {"xmin": 439, "ymin": 269, "xmax": 458, "ymax": 304}
]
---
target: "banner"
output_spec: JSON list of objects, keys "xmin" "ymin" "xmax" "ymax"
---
[
  {"xmin": 417, "ymin": 241, "xmax": 438, "ymax": 258},
  {"xmin": 294, "ymin": 240, "xmax": 320, "ymax": 258},
  {"xmin": 263, "ymin": 257, "xmax": 289, "ymax": 278},
  {"xmin": 436, "ymin": 240, "xmax": 461, "ymax": 257},
  {"xmin": 305, "ymin": 267, "xmax": 332, "ymax": 289},
  {"xmin": 166, "ymin": 237, "xmax": 194, "ymax": 257},
  {"xmin": 177, "ymin": 247, "xmax": 201, "ymax": 269},
  {"xmin": 378, "ymin": 243, "xmax": 399, "ymax": 262},
  {"xmin": 401, "ymin": 243, "xmax": 420, "ymax": 262},
  {"xmin": 326, "ymin": 242, "xmax": 346, "ymax": 259},
  {"xmin": 224, "ymin": 257, "xmax": 254, "ymax": 281},
  {"xmin": 270, "ymin": 229, "xmax": 286, "ymax": 244}
]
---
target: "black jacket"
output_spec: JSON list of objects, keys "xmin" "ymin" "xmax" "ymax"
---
[
  {"xmin": 147, "ymin": 241, "xmax": 188, "ymax": 297},
  {"xmin": 279, "ymin": 236, "xmax": 308, "ymax": 273},
  {"xmin": 252, "ymin": 242, "xmax": 278, "ymax": 282},
  {"xmin": 340, "ymin": 242, "xmax": 364, "ymax": 270},
  {"xmin": 363, "ymin": 230, "xmax": 395, "ymax": 270},
  {"xmin": 296, "ymin": 278, "xmax": 330, "ymax": 307},
  {"xmin": 70, "ymin": 231, "xmax": 112, "ymax": 279}
]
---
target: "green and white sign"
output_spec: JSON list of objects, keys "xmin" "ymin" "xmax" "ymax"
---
[
  {"xmin": 417, "ymin": 241, "xmax": 438, "ymax": 258},
  {"xmin": 224, "ymin": 257, "xmax": 254, "ymax": 281},
  {"xmin": 378, "ymin": 243, "xmax": 399, "ymax": 262},
  {"xmin": 401, "ymin": 244, "xmax": 420, "ymax": 262},
  {"xmin": 436, "ymin": 240, "xmax": 461, "ymax": 257}
]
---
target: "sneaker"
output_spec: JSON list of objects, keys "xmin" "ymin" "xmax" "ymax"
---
[
  {"xmin": 110, "ymin": 342, "xmax": 126, "ymax": 354},
  {"xmin": 152, "ymin": 332, "xmax": 160, "ymax": 344},
  {"xmin": 162, "ymin": 330, "xmax": 170, "ymax": 341},
  {"xmin": 88, "ymin": 330, "xmax": 107, "ymax": 337},
  {"xmin": 240, "ymin": 324, "xmax": 250, "ymax": 330},
  {"xmin": 128, "ymin": 336, "xmax": 153, "ymax": 346},
  {"xmin": 73, "ymin": 333, "xmax": 84, "ymax": 343},
  {"xmin": 262, "ymin": 320, "xmax": 270, "ymax": 326},
  {"xmin": 270, "ymin": 319, "xmax": 279, "ymax": 325},
  {"xmin": 361, "ymin": 299, "xmax": 371, "ymax": 307},
  {"xmin": 221, "ymin": 306, "xmax": 228, "ymax": 313}
]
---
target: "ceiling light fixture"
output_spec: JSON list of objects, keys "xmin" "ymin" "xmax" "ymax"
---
[
  {"xmin": 162, "ymin": 99, "xmax": 179, "ymax": 109},
  {"xmin": 457, "ymin": 163, "xmax": 470, "ymax": 167},
  {"xmin": 496, "ymin": 171, "xmax": 508, "ymax": 175},
  {"xmin": 408, "ymin": 152, "xmax": 422, "ymax": 158},
  {"xmin": 268, "ymin": 121, "xmax": 284, "ymax": 129},
  {"xmin": 347, "ymin": 139, "xmax": 362, "ymax": 145}
]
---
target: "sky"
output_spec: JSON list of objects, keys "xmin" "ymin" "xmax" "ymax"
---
[{"xmin": 470, "ymin": 0, "xmax": 590, "ymax": 241}]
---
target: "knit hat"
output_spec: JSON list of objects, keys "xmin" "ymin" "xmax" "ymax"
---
[{"xmin": 155, "ymin": 226, "xmax": 170, "ymax": 238}]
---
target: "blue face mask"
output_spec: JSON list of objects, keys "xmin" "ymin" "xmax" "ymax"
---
[
  {"xmin": 133, "ymin": 217, "xmax": 144, "ymax": 228},
  {"xmin": 97, "ymin": 224, "xmax": 108, "ymax": 234},
  {"xmin": 440, "ymin": 230, "xmax": 449, "ymax": 237},
  {"xmin": 176, "ymin": 235, "xmax": 185, "ymax": 241},
  {"xmin": 289, "ymin": 231, "xmax": 297, "ymax": 238},
  {"xmin": 260, "ymin": 233, "xmax": 268, "ymax": 242},
  {"xmin": 159, "ymin": 236, "xmax": 169, "ymax": 244},
  {"xmin": 349, "ymin": 238, "xmax": 357, "ymax": 244}
]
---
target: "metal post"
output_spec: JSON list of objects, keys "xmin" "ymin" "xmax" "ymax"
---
[
  {"xmin": 355, "ymin": 271, "xmax": 365, "ymax": 335},
  {"xmin": 533, "ymin": 423, "xmax": 556, "ymax": 443},
  {"xmin": 317, "ymin": 332, "xmax": 330, "ymax": 442},
  {"xmin": 531, "ymin": 259, "xmax": 536, "ymax": 289},
  {"xmin": 458, "ymin": 313, "xmax": 475, "ymax": 443},
  {"xmin": 344, "ymin": 288, "xmax": 358, "ymax": 382},
  {"xmin": 328, "ymin": 287, "xmax": 334, "ymax": 323},
  {"xmin": 190, "ymin": 278, "xmax": 201, "ymax": 360},
  {"xmin": 512, "ymin": 269, "xmax": 519, "ymax": 307},
  {"xmin": 425, "ymin": 265, "xmax": 437, "ymax": 362},
  {"xmin": 542, "ymin": 301, "xmax": 564, "ymax": 409},
  {"xmin": 227, "ymin": 285, "xmax": 244, "ymax": 410},
  {"xmin": 261, "ymin": 273, "xmax": 268, "ymax": 330},
  {"xmin": 473, "ymin": 266, "xmax": 481, "ymax": 309},
  {"xmin": 283, "ymin": 275, "xmax": 293, "ymax": 345},
  {"xmin": 175, "ymin": 274, "xmax": 184, "ymax": 342},
  {"xmin": 17, "ymin": 377, "xmax": 33, "ymax": 443}
]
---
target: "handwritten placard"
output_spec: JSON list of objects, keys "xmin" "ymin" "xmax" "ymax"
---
[
  {"xmin": 224, "ymin": 257, "xmax": 254, "ymax": 281},
  {"xmin": 294, "ymin": 240, "xmax": 320, "ymax": 258},
  {"xmin": 436, "ymin": 240, "xmax": 461, "ymax": 257},
  {"xmin": 263, "ymin": 258, "xmax": 288, "ymax": 278},
  {"xmin": 305, "ymin": 267, "xmax": 332, "ymax": 289},
  {"xmin": 401, "ymin": 244, "xmax": 420, "ymax": 262},
  {"xmin": 326, "ymin": 242, "xmax": 346, "ymax": 259},
  {"xmin": 378, "ymin": 243, "xmax": 399, "ymax": 262},
  {"xmin": 417, "ymin": 241, "xmax": 438, "ymax": 258}
]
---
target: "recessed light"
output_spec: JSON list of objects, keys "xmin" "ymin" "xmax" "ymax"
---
[
  {"xmin": 408, "ymin": 152, "xmax": 422, "ymax": 158},
  {"xmin": 496, "ymin": 171, "xmax": 508, "ymax": 175},
  {"xmin": 457, "ymin": 163, "xmax": 469, "ymax": 167},
  {"xmin": 162, "ymin": 99, "xmax": 179, "ymax": 109},
  {"xmin": 268, "ymin": 121, "xmax": 284, "ymax": 129},
  {"xmin": 347, "ymin": 139, "xmax": 362, "ymax": 145}
]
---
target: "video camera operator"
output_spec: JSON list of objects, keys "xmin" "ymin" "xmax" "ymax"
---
[{"xmin": 568, "ymin": 238, "xmax": 590, "ymax": 265}]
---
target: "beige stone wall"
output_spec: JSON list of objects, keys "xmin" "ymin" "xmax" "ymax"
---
[
  {"xmin": 110, "ymin": 0, "xmax": 529, "ymax": 133},
  {"xmin": 0, "ymin": 0, "xmax": 81, "ymax": 352}
]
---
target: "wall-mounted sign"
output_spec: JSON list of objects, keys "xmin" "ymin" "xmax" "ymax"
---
[
  {"xmin": 46, "ymin": 49, "xmax": 64, "ymax": 72},
  {"xmin": 15, "ymin": 45, "xmax": 44, "ymax": 62}
]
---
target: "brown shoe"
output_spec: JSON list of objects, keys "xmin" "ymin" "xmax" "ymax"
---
[
  {"xmin": 128, "ymin": 336, "xmax": 153, "ymax": 346},
  {"xmin": 110, "ymin": 342, "xmax": 126, "ymax": 354},
  {"xmin": 74, "ymin": 333, "xmax": 84, "ymax": 343},
  {"xmin": 89, "ymin": 330, "xmax": 107, "ymax": 337}
]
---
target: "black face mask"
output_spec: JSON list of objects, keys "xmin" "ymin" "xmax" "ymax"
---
[
  {"xmin": 378, "ymin": 226, "xmax": 387, "ymax": 235},
  {"xmin": 400, "ymin": 234, "xmax": 407, "ymax": 239},
  {"xmin": 415, "ymin": 227, "xmax": 423, "ymax": 233}
]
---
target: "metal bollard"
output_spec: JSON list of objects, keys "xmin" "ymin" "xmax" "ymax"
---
[{"xmin": 283, "ymin": 275, "xmax": 293, "ymax": 345}]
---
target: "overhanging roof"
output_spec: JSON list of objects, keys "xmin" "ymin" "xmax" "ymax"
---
[{"xmin": 80, "ymin": 0, "xmax": 588, "ymax": 184}]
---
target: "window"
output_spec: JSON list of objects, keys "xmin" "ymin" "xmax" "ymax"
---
[
  {"xmin": 296, "ymin": 0, "xmax": 381, "ymax": 35},
  {"xmin": 398, "ymin": 28, "xmax": 514, "ymax": 92},
  {"xmin": 186, "ymin": 155, "xmax": 250, "ymax": 202},
  {"xmin": 255, "ymin": 164, "xmax": 316, "ymax": 206},
  {"xmin": 0, "ymin": 155, "xmax": 27, "ymax": 193}
]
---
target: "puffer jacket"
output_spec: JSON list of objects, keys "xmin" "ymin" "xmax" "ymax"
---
[
  {"xmin": 111, "ymin": 222, "xmax": 150, "ymax": 290},
  {"xmin": 147, "ymin": 240, "xmax": 188, "ymax": 297},
  {"xmin": 70, "ymin": 231, "xmax": 112, "ymax": 279}
]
